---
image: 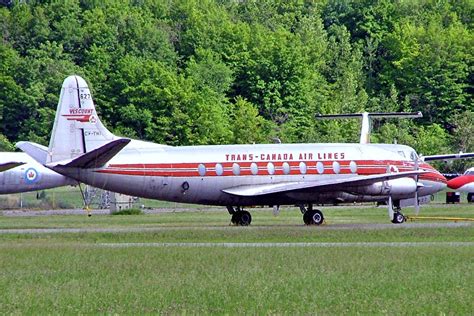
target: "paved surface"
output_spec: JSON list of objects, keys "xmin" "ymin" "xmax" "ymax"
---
[
  {"xmin": 95, "ymin": 241, "xmax": 474, "ymax": 248},
  {"xmin": 1, "ymin": 208, "xmax": 206, "ymax": 217},
  {"xmin": 0, "ymin": 222, "xmax": 471, "ymax": 235}
]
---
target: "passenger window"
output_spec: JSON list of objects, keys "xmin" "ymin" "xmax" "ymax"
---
[
  {"xmin": 198, "ymin": 164, "xmax": 206, "ymax": 176},
  {"xmin": 232, "ymin": 163, "xmax": 240, "ymax": 176},
  {"xmin": 316, "ymin": 161, "xmax": 324, "ymax": 174},
  {"xmin": 267, "ymin": 162, "xmax": 275, "ymax": 175},
  {"xmin": 282, "ymin": 162, "xmax": 290, "ymax": 175},
  {"xmin": 215, "ymin": 163, "xmax": 223, "ymax": 176},
  {"xmin": 349, "ymin": 161, "xmax": 357, "ymax": 174},
  {"xmin": 299, "ymin": 162, "xmax": 307, "ymax": 174},
  {"xmin": 251, "ymin": 162, "xmax": 258, "ymax": 175}
]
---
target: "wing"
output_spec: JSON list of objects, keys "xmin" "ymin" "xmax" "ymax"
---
[
  {"xmin": 421, "ymin": 152, "xmax": 474, "ymax": 161},
  {"xmin": 222, "ymin": 171, "xmax": 426, "ymax": 197},
  {"xmin": 0, "ymin": 162, "xmax": 25, "ymax": 172}
]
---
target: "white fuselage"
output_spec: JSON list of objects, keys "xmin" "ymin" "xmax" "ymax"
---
[
  {"xmin": 55, "ymin": 141, "xmax": 447, "ymax": 206},
  {"xmin": 0, "ymin": 153, "xmax": 74, "ymax": 194}
]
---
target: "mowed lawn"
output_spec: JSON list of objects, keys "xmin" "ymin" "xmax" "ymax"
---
[{"xmin": 0, "ymin": 205, "xmax": 473, "ymax": 314}]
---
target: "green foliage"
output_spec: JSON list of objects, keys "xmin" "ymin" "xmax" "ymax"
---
[
  {"xmin": 0, "ymin": 0, "xmax": 472, "ymax": 165},
  {"xmin": 111, "ymin": 208, "xmax": 144, "ymax": 215},
  {"xmin": 229, "ymin": 97, "xmax": 269, "ymax": 144},
  {"xmin": 0, "ymin": 134, "xmax": 14, "ymax": 151}
]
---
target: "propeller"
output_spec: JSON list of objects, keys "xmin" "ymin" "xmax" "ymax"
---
[{"xmin": 413, "ymin": 154, "xmax": 423, "ymax": 215}]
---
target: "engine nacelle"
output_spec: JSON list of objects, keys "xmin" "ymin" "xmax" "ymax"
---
[{"xmin": 349, "ymin": 178, "xmax": 417, "ymax": 196}]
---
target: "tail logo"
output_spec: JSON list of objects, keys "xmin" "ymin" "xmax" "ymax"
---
[{"xmin": 62, "ymin": 108, "xmax": 95, "ymax": 123}]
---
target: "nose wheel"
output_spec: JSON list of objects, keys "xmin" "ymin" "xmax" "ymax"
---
[
  {"xmin": 391, "ymin": 211, "xmax": 406, "ymax": 224},
  {"xmin": 387, "ymin": 197, "xmax": 406, "ymax": 224}
]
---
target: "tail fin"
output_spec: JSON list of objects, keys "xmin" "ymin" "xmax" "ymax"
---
[{"xmin": 48, "ymin": 75, "xmax": 115, "ymax": 164}]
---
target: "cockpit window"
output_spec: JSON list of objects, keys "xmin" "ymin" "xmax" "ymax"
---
[
  {"xmin": 465, "ymin": 170, "xmax": 474, "ymax": 175},
  {"xmin": 409, "ymin": 151, "xmax": 418, "ymax": 161},
  {"xmin": 397, "ymin": 151, "xmax": 406, "ymax": 158}
]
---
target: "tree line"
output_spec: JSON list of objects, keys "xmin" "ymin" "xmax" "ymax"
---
[{"xmin": 0, "ymin": 0, "xmax": 472, "ymax": 171}]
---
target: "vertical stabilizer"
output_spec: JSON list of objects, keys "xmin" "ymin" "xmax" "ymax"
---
[
  {"xmin": 48, "ymin": 75, "xmax": 115, "ymax": 164},
  {"xmin": 360, "ymin": 112, "xmax": 371, "ymax": 144}
]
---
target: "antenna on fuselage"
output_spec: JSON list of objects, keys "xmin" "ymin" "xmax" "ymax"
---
[{"xmin": 315, "ymin": 112, "xmax": 423, "ymax": 144}]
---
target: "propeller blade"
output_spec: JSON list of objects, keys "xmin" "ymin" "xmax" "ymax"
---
[
  {"xmin": 415, "ymin": 191, "xmax": 420, "ymax": 215},
  {"xmin": 413, "ymin": 156, "xmax": 421, "ymax": 215},
  {"xmin": 387, "ymin": 196, "xmax": 394, "ymax": 220}
]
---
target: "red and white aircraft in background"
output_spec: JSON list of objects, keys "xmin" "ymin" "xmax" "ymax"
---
[
  {"xmin": 16, "ymin": 76, "xmax": 471, "ymax": 225},
  {"xmin": 0, "ymin": 152, "xmax": 74, "ymax": 194},
  {"xmin": 447, "ymin": 167, "xmax": 474, "ymax": 193}
]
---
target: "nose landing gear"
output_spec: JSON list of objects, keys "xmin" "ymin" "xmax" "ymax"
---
[
  {"xmin": 388, "ymin": 196, "xmax": 406, "ymax": 224},
  {"xmin": 391, "ymin": 211, "xmax": 406, "ymax": 224}
]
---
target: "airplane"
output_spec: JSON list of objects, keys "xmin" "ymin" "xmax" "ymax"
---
[
  {"xmin": 447, "ymin": 167, "xmax": 474, "ymax": 193},
  {"xmin": 0, "ymin": 152, "xmax": 75, "ymax": 194},
  {"xmin": 17, "ymin": 75, "xmax": 470, "ymax": 226}
]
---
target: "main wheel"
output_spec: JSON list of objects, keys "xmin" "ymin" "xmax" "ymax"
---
[
  {"xmin": 303, "ymin": 210, "xmax": 313, "ymax": 225},
  {"xmin": 232, "ymin": 211, "xmax": 252, "ymax": 226},
  {"xmin": 238, "ymin": 211, "xmax": 252, "ymax": 226},
  {"xmin": 391, "ymin": 211, "xmax": 405, "ymax": 224},
  {"xmin": 303, "ymin": 209, "xmax": 324, "ymax": 225},
  {"xmin": 231, "ymin": 212, "xmax": 240, "ymax": 224}
]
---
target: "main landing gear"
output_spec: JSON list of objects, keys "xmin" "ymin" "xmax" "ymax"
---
[
  {"xmin": 227, "ymin": 206, "xmax": 252, "ymax": 226},
  {"xmin": 300, "ymin": 204, "xmax": 325, "ymax": 225}
]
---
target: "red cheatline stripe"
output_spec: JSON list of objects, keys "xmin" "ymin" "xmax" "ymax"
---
[
  {"xmin": 96, "ymin": 159, "xmax": 445, "ymax": 182},
  {"xmin": 447, "ymin": 176, "xmax": 474, "ymax": 189}
]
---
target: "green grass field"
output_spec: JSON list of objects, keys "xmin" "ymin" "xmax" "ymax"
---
[{"xmin": 0, "ymin": 205, "xmax": 473, "ymax": 314}]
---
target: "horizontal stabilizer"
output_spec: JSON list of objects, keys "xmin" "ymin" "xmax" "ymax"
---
[
  {"xmin": 222, "ymin": 170, "xmax": 427, "ymax": 197},
  {"xmin": 16, "ymin": 141, "xmax": 48, "ymax": 164},
  {"xmin": 315, "ymin": 112, "xmax": 422, "ymax": 119},
  {"xmin": 315, "ymin": 112, "xmax": 422, "ymax": 144},
  {"xmin": 57, "ymin": 138, "xmax": 131, "ymax": 169},
  {"xmin": 0, "ymin": 162, "xmax": 25, "ymax": 172},
  {"xmin": 421, "ymin": 152, "xmax": 474, "ymax": 162}
]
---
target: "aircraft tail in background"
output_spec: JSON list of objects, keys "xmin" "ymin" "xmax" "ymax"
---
[{"xmin": 316, "ymin": 112, "xmax": 423, "ymax": 144}]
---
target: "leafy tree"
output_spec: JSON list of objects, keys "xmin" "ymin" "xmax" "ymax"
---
[
  {"xmin": 229, "ymin": 97, "xmax": 269, "ymax": 144},
  {"xmin": 0, "ymin": 0, "xmax": 471, "ymax": 163},
  {"xmin": 380, "ymin": 6, "xmax": 472, "ymax": 125},
  {"xmin": 0, "ymin": 134, "xmax": 14, "ymax": 151}
]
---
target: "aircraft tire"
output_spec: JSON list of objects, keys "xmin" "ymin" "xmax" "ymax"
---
[
  {"xmin": 303, "ymin": 210, "xmax": 313, "ymax": 225},
  {"xmin": 303, "ymin": 210, "xmax": 324, "ymax": 225},
  {"xmin": 232, "ymin": 211, "xmax": 252, "ymax": 226},
  {"xmin": 391, "ymin": 212, "xmax": 405, "ymax": 224},
  {"xmin": 231, "ymin": 212, "xmax": 241, "ymax": 225},
  {"xmin": 239, "ymin": 211, "xmax": 252, "ymax": 226}
]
